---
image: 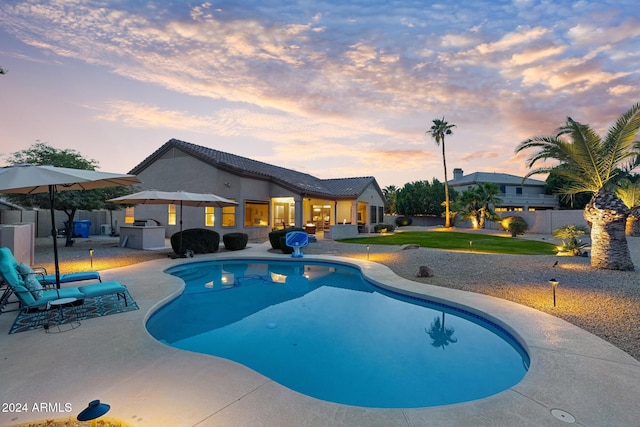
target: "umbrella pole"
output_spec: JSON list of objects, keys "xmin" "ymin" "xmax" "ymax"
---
[{"xmin": 49, "ymin": 185, "xmax": 62, "ymax": 289}]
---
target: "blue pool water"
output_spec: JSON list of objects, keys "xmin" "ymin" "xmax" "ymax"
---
[{"xmin": 146, "ymin": 259, "xmax": 529, "ymax": 408}]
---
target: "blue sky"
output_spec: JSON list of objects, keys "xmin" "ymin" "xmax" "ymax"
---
[{"xmin": 0, "ymin": 0, "xmax": 638, "ymax": 188}]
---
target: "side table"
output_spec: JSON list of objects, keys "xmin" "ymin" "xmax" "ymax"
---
[{"xmin": 45, "ymin": 297, "xmax": 81, "ymax": 333}]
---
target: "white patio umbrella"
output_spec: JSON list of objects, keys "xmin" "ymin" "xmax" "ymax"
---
[
  {"xmin": 107, "ymin": 190, "xmax": 238, "ymax": 255},
  {"xmin": 0, "ymin": 164, "xmax": 141, "ymax": 288}
]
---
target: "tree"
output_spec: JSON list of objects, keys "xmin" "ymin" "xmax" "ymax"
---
[
  {"xmin": 0, "ymin": 66, "xmax": 6, "ymax": 74},
  {"xmin": 4, "ymin": 142, "xmax": 117, "ymax": 246},
  {"xmin": 453, "ymin": 183, "xmax": 502, "ymax": 229},
  {"xmin": 515, "ymin": 103, "xmax": 640, "ymax": 270},
  {"xmin": 616, "ymin": 178, "xmax": 640, "ymax": 236},
  {"xmin": 396, "ymin": 179, "xmax": 453, "ymax": 217},
  {"xmin": 545, "ymin": 167, "xmax": 591, "ymax": 209},
  {"xmin": 425, "ymin": 313, "xmax": 457, "ymax": 350},
  {"xmin": 382, "ymin": 185, "xmax": 398, "ymax": 215},
  {"xmin": 427, "ymin": 118, "xmax": 455, "ymax": 227}
]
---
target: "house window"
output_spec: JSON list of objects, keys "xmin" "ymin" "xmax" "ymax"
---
[
  {"xmin": 245, "ymin": 201, "xmax": 268, "ymax": 227},
  {"xmin": 125, "ymin": 207, "xmax": 135, "ymax": 224},
  {"xmin": 516, "ymin": 187, "xmax": 523, "ymax": 195},
  {"xmin": 378, "ymin": 206, "xmax": 384, "ymax": 223},
  {"xmin": 273, "ymin": 197, "xmax": 295, "ymax": 227},
  {"xmin": 499, "ymin": 185, "xmax": 506, "ymax": 194},
  {"xmin": 205, "ymin": 206, "xmax": 215, "ymax": 227},
  {"xmin": 222, "ymin": 200, "xmax": 236, "ymax": 227},
  {"xmin": 168, "ymin": 204, "xmax": 177, "ymax": 225},
  {"xmin": 357, "ymin": 202, "xmax": 367, "ymax": 224},
  {"xmin": 370, "ymin": 205, "xmax": 377, "ymax": 223}
]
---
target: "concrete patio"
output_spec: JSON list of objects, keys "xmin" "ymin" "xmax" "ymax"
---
[{"xmin": 1, "ymin": 242, "xmax": 640, "ymax": 426}]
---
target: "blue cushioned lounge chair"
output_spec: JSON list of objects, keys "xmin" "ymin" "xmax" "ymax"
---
[{"xmin": 0, "ymin": 247, "xmax": 128, "ymax": 314}]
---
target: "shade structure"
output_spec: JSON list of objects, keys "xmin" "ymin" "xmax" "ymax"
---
[
  {"xmin": 107, "ymin": 189, "xmax": 238, "ymax": 208},
  {"xmin": 0, "ymin": 164, "xmax": 141, "ymax": 288},
  {"xmin": 107, "ymin": 190, "xmax": 238, "ymax": 255}
]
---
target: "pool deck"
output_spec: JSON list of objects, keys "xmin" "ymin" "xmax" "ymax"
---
[{"xmin": 2, "ymin": 242, "xmax": 640, "ymax": 427}]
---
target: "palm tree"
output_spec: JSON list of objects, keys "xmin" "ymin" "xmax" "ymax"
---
[
  {"xmin": 453, "ymin": 183, "xmax": 501, "ymax": 229},
  {"xmin": 616, "ymin": 179, "xmax": 640, "ymax": 236},
  {"xmin": 515, "ymin": 103, "xmax": 640, "ymax": 270},
  {"xmin": 382, "ymin": 185, "xmax": 398, "ymax": 215},
  {"xmin": 425, "ymin": 313, "xmax": 457, "ymax": 350},
  {"xmin": 427, "ymin": 118, "xmax": 456, "ymax": 227}
]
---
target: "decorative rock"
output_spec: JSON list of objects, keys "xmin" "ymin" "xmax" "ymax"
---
[
  {"xmin": 401, "ymin": 244, "xmax": 420, "ymax": 250},
  {"xmin": 417, "ymin": 266, "xmax": 434, "ymax": 277}
]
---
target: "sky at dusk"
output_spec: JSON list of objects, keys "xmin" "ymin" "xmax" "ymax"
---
[{"xmin": 1, "ymin": 0, "xmax": 639, "ymax": 189}]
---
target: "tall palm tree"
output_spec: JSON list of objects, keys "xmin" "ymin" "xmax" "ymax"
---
[
  {"xmin": 515, "ymin": 103, "xmax": 640, "ymax": 270},
  {"xmin": 427, "ymin": 118, "xmax": 456, "ymax": 227},
  {"xmin": 425, "ymin": 313, "xmax": 458, "ymax": 350},
  {"xmin": 382, "ymin": 185, "xmax": 398, "ymax": 215}
]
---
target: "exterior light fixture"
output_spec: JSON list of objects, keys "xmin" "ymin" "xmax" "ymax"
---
[
  {"xmin": 366, "ymin": 245, "xmax": 370, "ymax": 260},
  {"xmin": 89, "ymin": 248, "xmax": 94, "ymax": 268},
  {"xmin": 469, "ymin": 241, "xmax": 473, "ymax": 251},
  {"xmin": 549, "ymin": 279, "xmax": 559, "ymax": 307},
  {"xmin": 77, "ymin": 400, "xmax": 110, "ymax": 426}
]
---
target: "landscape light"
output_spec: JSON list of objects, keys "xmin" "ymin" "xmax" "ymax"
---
[
  {"xmin": 77, "ymin": 400, "xmax": 110, "ymax": 426},
  {"xmin": 549, "ymin": 279, "xmax": 559, "ymax": 307},
  {"xmin": 89, "ymin": 248, "xmax": 94, "ymax": 268}
]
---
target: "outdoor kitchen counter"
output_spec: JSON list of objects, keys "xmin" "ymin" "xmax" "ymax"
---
[{"xmin": 119, "ymin": 225, "xmax": 166, "ymax": 250}]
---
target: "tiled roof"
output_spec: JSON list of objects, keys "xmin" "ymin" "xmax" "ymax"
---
[
  {"xmin": 320, "ymin": 177, "xmax": 378, "ymax": 198},
  {"xmin": 130, "ymin": 139, "xmax": 381, "ymax": 199},
  {"xmin": 449, "ymin": 171, "xmax": 545, "ymax": 187}
]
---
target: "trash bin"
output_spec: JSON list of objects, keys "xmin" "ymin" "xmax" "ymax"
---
[{"xmin": 73, "ymin": 220, "xmax": 91, "ymax": 238}]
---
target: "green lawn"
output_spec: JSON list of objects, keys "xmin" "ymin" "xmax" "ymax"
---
[{"xmin": 337, "ymin": 230, "xmax": 557, "ymax": 255}]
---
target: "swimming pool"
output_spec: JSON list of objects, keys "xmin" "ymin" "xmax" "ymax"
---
[{"xmin": 147, "ymin": 259, "xmax": 529, "ymax": 408}]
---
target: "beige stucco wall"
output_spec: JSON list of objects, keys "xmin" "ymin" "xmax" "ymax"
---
[{"xmin": 131, "ymin": 147, "xmax": 386, "ymax": 241}]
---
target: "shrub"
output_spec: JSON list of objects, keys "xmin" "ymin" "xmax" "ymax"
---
[
  {"xmin": 395, "ymin": 216, "xmax": 412, "ymax": 227},
  {"xmin": 280, "ymin": 236, "xmax": 294, "ymax": 254},
  {"xmin": 268, "ymin": 227, "xmax": 305, "ymax": 249},
  {"xmin": 171, "ymin": 228, "xmax": 220, "ymax": 254},
  {"xmin": 552, "ymin": 225, "xmax": 589, "ymax": 256},
  {"xmin": 500, "ymin": 216, "xmax": 528, "ymax": 237},
  {"xmin": 223, "ymin": 232, "xmax": 249, "ymax": 251},
  {"xmin": 374, "ymin": 223, "xmax": 395, "ymax": 233}
]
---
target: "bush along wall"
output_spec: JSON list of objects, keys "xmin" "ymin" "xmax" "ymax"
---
[
  {"xmin": 268, "ymin": 227, "xmax": 306, "ymax": 249},
  {"xmin": 395, "ymin": 216, "xmax": 412, "ymax": 227},
  {"xmin": 171, "ymin": 228, "xmax": 220, "ymax": 254},
  {"xmin": 223, "ymin": 232, "xmax": 249, "ymax": 251}
]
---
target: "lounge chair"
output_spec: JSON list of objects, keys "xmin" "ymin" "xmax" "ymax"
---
[
  {"xmin": 0, "ymin": 247, "xmax": 128, "ymax": 314},
  {"xmin": 0, "ymin": 247, "xmax": 101, "ymax": 285}
]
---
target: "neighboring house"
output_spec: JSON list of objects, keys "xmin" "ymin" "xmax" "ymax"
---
[
  {"xmin": 448, "ymin": 168, "xmax": 559, "ymax": 212},
  {"xmin": 127, "ymin": 139, "xmax": 386, "ymax": 241}
]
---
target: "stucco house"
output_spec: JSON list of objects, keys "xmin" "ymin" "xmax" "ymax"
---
[
  {"xmin": 448, "ymin": 168, "xmax": 559, "ymax": 212},
  {"xmin": 126, "ymin": 139, "xmax": 386, "ymax": 241}
]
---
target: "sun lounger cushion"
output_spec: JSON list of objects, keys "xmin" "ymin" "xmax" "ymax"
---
[
  {"xmin": 0, "ymin": 253, "xmax": 22, "ymax": 288},
  {"xmin": 13, "ymin": 284, "xmax": 85, "ymax": 308},
  {"xmin": 78, "ymin": 282, "xmax": 127, "ymax": 298},
  {"xmin": 16, "ymin": 262, "xmax": 101, "ymax": 285},
  {"xmin": 40, "ymin": 271, "xmax": 102, "ymax": 285}
]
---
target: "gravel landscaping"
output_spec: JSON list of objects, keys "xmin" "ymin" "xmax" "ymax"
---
[{"xmin": 34, "ymin": 229, "xmax": 640, "ymax": 361}]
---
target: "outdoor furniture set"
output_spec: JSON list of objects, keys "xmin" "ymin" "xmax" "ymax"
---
[{"xmin": 0, "ymin": 247, "xmax": 129, "ymax": 329}]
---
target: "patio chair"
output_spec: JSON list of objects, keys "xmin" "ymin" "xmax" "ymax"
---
[{"xmin": 0, "ymin": 247, "xmax": 127, "ymax": 314}]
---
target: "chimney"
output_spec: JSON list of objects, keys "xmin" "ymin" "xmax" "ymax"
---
[{"xmin": 453, "ymin": 168, "xmax": 463, "ymax": 180}]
